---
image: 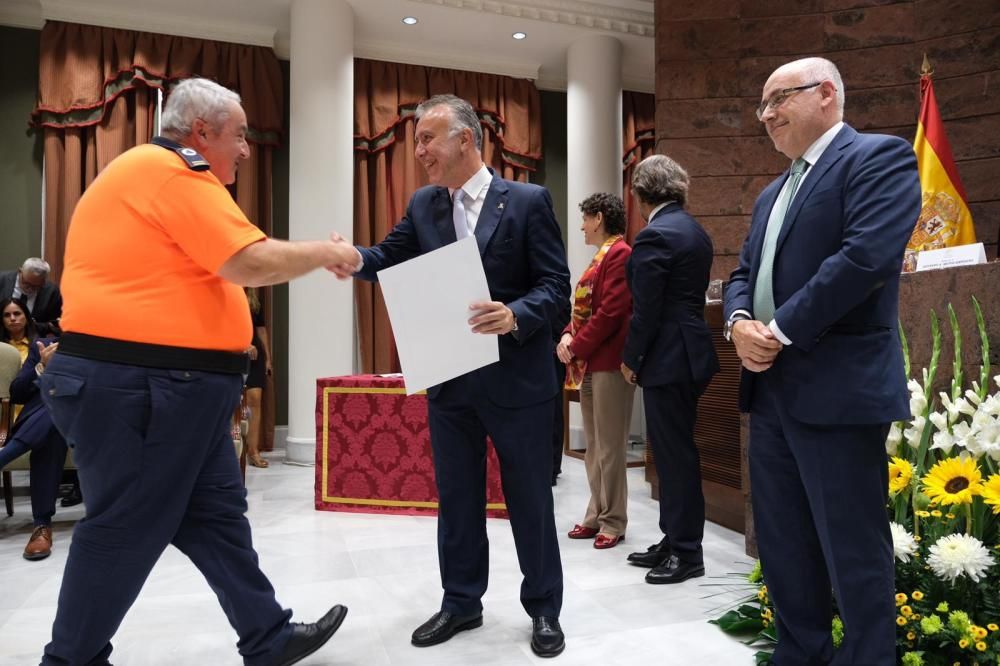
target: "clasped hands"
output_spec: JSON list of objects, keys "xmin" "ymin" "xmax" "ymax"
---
[{"xmin": 731, "ymin": 319, "xmax": 783, "ymax": 372}]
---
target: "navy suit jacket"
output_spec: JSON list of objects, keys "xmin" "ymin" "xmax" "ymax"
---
[
  {"xmin": 623, "ymin": 204, "xmax": 719, "ymax": 388},
  {"xmin": 10, "ymin": 338, "xmax": 59, "ymax": 442},
  {"xmin": 0, "ymin": 270, "xmax": 62, "ymax": 336},
  {"xmin": 356, "ymin": 172, "xmax": 571, "ymax": 408},
  {"xmin": 725, "ymin": 124, "xmax": 921, "ymax": 425}
]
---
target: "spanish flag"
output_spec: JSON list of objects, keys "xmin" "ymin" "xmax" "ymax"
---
[{"xmin": 905, "ymin": 60, "xmax": 976, "ymax": 270}]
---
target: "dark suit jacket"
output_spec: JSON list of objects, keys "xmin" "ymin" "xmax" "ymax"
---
[
  {"xmin": 623, "ymin": 204, "xmax": 719, "ymax": 388},
  {"xmin": 10, "ymin": 338, "xmax": 59, "ymax": 441},
  {"xmin": 725, "ymin": 124, "xmax": 921, "ymax": 425},
  {"xmin": 356, "ymin": 172, "xmax": 571, "ymax": 408},
  {"xmin": 562, "ymin": 238, "xmax": 632, "ymax": 372},
  {"xmin": 0, "ymin": 270, "xmax": 62, "ymax": 336}
]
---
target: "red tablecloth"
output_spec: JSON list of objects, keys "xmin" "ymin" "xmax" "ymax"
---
[{"xmin": 315, "ymin": 374, "xmax": 507, "ymax": 517}]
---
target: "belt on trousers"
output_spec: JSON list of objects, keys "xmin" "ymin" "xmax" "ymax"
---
[{"xmin": 58, "ymin": 332, "xmax": 250, "ymax": 375}]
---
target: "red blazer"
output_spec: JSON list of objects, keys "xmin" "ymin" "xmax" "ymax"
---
[{"xmin": 563, "ymin": 238, "xmax": 632, "ymax": 372}]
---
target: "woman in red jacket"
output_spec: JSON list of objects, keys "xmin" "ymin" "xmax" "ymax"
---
[{"xmin": 557, "ymin": 193, "xmax": 635, "ymax": 549}]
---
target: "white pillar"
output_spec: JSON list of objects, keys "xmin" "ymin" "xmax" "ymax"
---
[
  {"xmin": 565, "ymin": 34, "xmax": 624, "ymax": 449},
  {"xmin": 566, "ymin": 34, "xmax": 623, "ymax": 280},
  {"xmin": 286, "ymin": 0, "xmax": 354, "ymax": 464}
]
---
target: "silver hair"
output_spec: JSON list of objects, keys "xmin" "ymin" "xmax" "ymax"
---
[
  {"xmin": 160, "ymin": 78, "xmax": 242, "ymax": 139},
  {"xmin": 416, "ymin": 94, "xmax": 483, "ymax": 151},
  {"xmin": 631, "ymin": 154, "xmax": 690, "ymax": 207},
  {"xmin": 783, "ymin": 57, "xmax": 845, "ymax": 116},
  {"xmin": 20, "ymin": 257, "xmax": 50, "ymax": 277}
]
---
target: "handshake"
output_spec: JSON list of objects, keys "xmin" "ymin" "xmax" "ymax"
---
[{"xmin": 324, "ymin": 232, "xmax": 362, "ymax": 280}]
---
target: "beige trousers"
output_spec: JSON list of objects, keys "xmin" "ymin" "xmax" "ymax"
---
[{"xmin": 580, "ymin": 370, "xmax": 636, "ymax": 536}]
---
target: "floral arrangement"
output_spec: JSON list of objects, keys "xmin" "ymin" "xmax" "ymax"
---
[{"xmin": 713, "ymin": 299, "xmax": 1000, "ymax": 665}]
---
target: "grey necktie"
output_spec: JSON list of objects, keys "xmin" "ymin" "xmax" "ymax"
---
[
  {"xmin": 453, "ymin": 188, "xmax": 469, "ymax": 240},
  {"xmin": 752, "ymin": 158, "xmax": 808, "ymax": 324}
]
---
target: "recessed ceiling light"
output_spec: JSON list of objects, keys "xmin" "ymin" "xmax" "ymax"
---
[
  {"xmin": 402, "ymin": 16, "xmax": 418, "ymax": 25},
  {"xmin": 512, "ymin": 32, "xmax": 527, "ymax": 40}
]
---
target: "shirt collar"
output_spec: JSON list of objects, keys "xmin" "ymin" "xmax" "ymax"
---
[
  {"xmin": 450, "ymin": 164, "xmax": 492, "ymax": 201},
  {"xmin": 800, "ymin": 121, "xmax": 844, "ymax": 168},
  {"xmin": 647, "ymin": 201, "xmax": 675, "ymax": 224}
]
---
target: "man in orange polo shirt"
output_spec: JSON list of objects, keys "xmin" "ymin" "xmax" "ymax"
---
[{"xmin": 39, "ymin": 78, "xmax": 356, "ymax": 666}]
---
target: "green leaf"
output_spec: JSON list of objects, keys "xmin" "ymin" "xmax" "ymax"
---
[
  {"xmin": 947, "ymin": 303, "xmax": 963, "ymax": 403},
  {"xmin": 711, "ymin": 610, "xmax": 762, "ymax": 634}
]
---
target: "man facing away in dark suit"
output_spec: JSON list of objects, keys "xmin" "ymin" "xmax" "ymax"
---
[
  {"xmin": 0, "ymin": 258, "xmax": 63, "ymax": 337},
  {"xmin": 333, "ymin": 95, "xmax": 571, "ymax": 658},
  {"xmin": 724, "ymin": 57, "xmax": 921, "ymax": 665},
  {"xmin": 620, "ymin": 155, "xmax": 719, "ymax": 585}
]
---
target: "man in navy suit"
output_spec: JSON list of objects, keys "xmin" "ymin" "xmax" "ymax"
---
[
  {"xmin": 1, "ymin": 338, "xmax": 67, "ymax": 560},
  {"xmin": 724, "ymin": 58, "xmax": 920, "ymax": 665},
  {"xmin": 337, "ymin": 95, "xmax": 571, "ymax": 657},
  {"xmin": 0, "ymin": 258, "xmax": 63, "ymax": 337},
  {"xmin": 620, "ymin": 155, "xmax": 719, "ymax": 584}
]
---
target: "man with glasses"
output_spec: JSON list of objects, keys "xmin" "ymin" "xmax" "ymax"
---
[
  {"xmin": 0, "ymin": 258, "xmax": 63, "ymax": 336},
  {"xmin": 724, "ymin": 58, "xmax": 920, "ymax": 665}
]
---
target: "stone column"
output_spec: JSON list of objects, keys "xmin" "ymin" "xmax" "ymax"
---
[
  {"xmin": 286, "ymin": 0, "xmax": 355, "ymax": 464},
  {"xmin": 564, "ymin": 35, "xmax": 624, "ymax": 449},
  {"xmin": 566, "ymin": 34, "xmax": 623, "ymax": 280}
]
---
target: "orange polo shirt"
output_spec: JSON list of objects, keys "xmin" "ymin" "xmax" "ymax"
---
[{"xmin": 60, "ymin": 143, "xmax": 266, "ymax": 352}]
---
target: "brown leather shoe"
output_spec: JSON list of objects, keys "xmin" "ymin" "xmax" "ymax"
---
[{"xmin": 24, "ymin": 525, "xmax": 53, "ymax": 561}]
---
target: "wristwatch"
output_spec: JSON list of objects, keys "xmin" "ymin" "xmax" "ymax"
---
[
  {"xmin": 723, "ymin": 315, "xmax": 748, "ymax": 342},
  {"xmin": 510, "ymin": 315, "xmax": 519, "ymax": 334}
]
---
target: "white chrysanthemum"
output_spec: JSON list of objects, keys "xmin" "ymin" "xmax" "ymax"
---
[
  {"xmin": 885, "ymin": 424, "xmax": 902, "ymax": 456},
  {"xmin": 890, "ymin": 522, "xmax": 918, "ymax": 563},
  {"xmin": 927, "ymin": 534, "xmax": 995, "ymax": 583}
]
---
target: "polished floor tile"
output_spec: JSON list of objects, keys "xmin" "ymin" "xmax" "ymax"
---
[{"xmin": 0, "ymin": 454, "xmax": 756, "ymax": 664}]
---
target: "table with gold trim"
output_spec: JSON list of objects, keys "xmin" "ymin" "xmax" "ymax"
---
[{"xmin": 315, "ymin": 374, "xmax": 507, "ymax": 517}]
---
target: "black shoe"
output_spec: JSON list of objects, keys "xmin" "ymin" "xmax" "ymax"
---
[
  {"xmin": 644, "ymin": 555, "xmax": 705, "ymax": 585},
  {"xmin": 531, "ymin": 616, "xmax": 565, "ymax": 658},
  {"xmin": 60, "ymin": 484, "xmax": 83, "ymax": 508},
  {"xmin": 271, "ymin": 604, "xmax": 348, "ymax": 666},
  {"xmin": 411, "ymin": 611, "xmax": 483, "ymax": 647},
  {"xmin": 626, "ymin": 537, "xmax": 671, "ymax": 568}
]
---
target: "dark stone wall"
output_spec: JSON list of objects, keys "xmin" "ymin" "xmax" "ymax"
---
[{"xmin": 654, "ymin": 0, "xmax": 1000, "ymax": 280}]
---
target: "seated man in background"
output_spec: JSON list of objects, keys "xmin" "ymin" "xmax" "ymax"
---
[
  {"xmin": 0, "ymin": 258, "xmax": 63, "ymax": 337},
  {"xmin": 0, "ymin": 337, "xmax": 68, "ymax": 561}
]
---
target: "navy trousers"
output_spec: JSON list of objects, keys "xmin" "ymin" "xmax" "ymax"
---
[
  {"xmin": 428, "ymin": 374, "xmax": 563, "ymax": 619},
  {"xmin": 750, "ymin": 371, "xmax": 895, "ymax": 666},
  {"xmin": 642, "ymin": 382, "xmax": 705, "ymax": 563},
  {"xmin": 0, "ymin": 416, "xmax": 67, "ymax": 527},
  {"xmin": 39, "ymin": 354, "xmax": 293, "ymax": 666}
]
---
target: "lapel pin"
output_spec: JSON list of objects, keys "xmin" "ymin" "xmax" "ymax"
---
[{"xmin": 497, "ymin": 202, "xmax": 505, "ymax": 210}]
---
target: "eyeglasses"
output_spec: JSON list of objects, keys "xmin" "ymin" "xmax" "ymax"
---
[{"xmin": 755, "ymin": 82, "xmax": 821, "ymax": 121}]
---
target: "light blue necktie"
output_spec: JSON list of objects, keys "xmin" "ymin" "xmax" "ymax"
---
[
  {"xmin": 453, "ymin": 188, "xmax": 469, "ymax": 240},
  {"xmin": 753, "ymin": 158, "xmax": 808, "ymax": 324}
]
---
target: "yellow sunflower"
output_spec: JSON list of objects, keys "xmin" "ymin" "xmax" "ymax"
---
[
  {"xmin": 921, "ymin": 457, "xmax": 983, "ymax": 506},
  {"xmin": 982, "ymin": 474, "xmax": 1000, "ymax": 515},
  {"xmin": 889, "ymin": 457, "xmax": 915, "ymax": 495}
]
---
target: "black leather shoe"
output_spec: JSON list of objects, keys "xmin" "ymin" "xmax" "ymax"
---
[
  {"xmin": 626, "ymin": 537, "xmax": 671, "ymax": 568},
  {"xmin": 531, "ymin": 616, "xmax": 565, "ymax": 658},
  {"xmin": 60, "ymin": 484, "xmax": 83, "ymax": 508},
  {"xmin": 644, "ymin": 555, "xmax": 705, "ymax": 585},
  {"xmin": 271, "ymin": 604, "xmax": 348, "ymax": 666},
  {"xmin": 411, "ymin": 611, "xmax": 483, "ymax": 647}
]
